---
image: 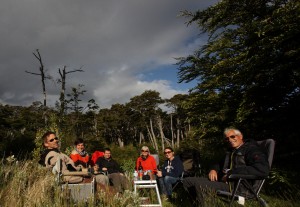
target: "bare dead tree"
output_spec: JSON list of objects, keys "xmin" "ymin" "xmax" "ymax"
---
[
  {"xmin": 58, "ymin": 66, "xmax": 84, "ymax": 115},
  {"xmin": 25, "ymin": 49, "xmax": 51, "ymax": 107}
]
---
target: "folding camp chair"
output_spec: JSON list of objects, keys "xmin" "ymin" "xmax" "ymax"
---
[
  {"xmin": 53, "ymin": 156, "xmax": 96, "ymax": 203},
  {"xmin": 217, "ymin": 139, "xmax": 275, "ymax": 207},
  {"xmin": 172, "ymin": 149, "xmax": 201, "ymax": 191}
]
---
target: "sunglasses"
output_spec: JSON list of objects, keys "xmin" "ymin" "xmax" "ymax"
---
[
  {"xmin": 49, "ymin": 137, "xmax": 59, "ymax": 142},
  {"xmin": 141, "ymin": 150, "xmax": 149, "ymax": 152},
  {"xmin": 225, "ymin": 135, "xmax": 237, "ymax": 141},
  {"xmin": 164, "ymin": 151, "xmax": 172, "ymax": 154}
]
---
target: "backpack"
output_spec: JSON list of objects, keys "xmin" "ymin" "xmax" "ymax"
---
[{"xmin": 91, "ymin": 151, "xmax": 104, "ymax": 166}]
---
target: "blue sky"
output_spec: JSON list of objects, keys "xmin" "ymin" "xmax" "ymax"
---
[{"xmin": 0, "ymin": 0, "xmax": 216, "ymax": 109}]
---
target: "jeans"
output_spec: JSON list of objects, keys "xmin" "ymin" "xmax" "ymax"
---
[{"xmin": 158, "ymin": 176, "xmax": 179, "ymax": 196}]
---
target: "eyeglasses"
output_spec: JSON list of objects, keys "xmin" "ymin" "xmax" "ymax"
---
[
  {"xmin": 49, "ymin": 137, "xmax": 59, "ymax": 142},
  {"xmin": 225, "ymin": 135, "xmax": 237, "ymax": 141},
  {"xmin": 164, "ymin": 151, "xmax": 172, "ymax": 154},
  {"xmin": 141, "ymin": 150, "xmax": 149, "ymax": 152}
]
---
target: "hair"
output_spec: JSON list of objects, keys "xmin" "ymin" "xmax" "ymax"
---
[
  {"xmin": 74, "ymin": 138, "xmax": 84, "ymax": 146},
  {"xmin": 140, "ymin": 146, "xmax": 150, "ymax": 156},
  {"xmin": 224, "ymin": 127, "xmax": 242, "ymax": 136},
  {"xmin": 164, "ymin": 147, "xmax": 173, "ymax": 152},
  {"xmin": 41, "ymin": 131, "xmax": 56, "ymax": 147},
  {"xmin": 104, "ymin": 147, "xmax": 111, "ymax": 152}
]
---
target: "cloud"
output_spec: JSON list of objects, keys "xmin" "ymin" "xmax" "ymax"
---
[
  {"xmin": 0, "ymin": 0, "xmax": 217, "ymax": 109},
  {"xmin": 93, "ymin": 67, "xmax": 186, "ymax": 108}
]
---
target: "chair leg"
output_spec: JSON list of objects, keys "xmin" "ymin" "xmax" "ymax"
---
[
  {"xmin": 258, "ymin": 197, "xmax": 268, "ymax": 207},
  {"xmin": 172, "ymin": 182, "xmax": 179, "ymax": 191},
  {"xmin": 229, "ymin": 179, "xmax": 242, "ymax": 206}
]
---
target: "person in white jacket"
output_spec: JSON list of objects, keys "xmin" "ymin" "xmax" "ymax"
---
[{"xmin": 39, "ymin": 131, "xmax": 83, "ymax": 183}]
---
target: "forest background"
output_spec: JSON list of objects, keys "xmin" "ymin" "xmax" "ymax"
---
[{"xmin": 1, "ymin": 0, "xmax": 299, "ymax": 203}]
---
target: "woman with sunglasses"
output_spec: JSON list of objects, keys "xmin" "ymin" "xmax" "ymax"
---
[
  {"xmin": 157, "ymin": 147, "xmax": 184, "ymax": 202},
  {"xmin": 135, "ymin": 146, "xmax": 158, "ymax": 179}
]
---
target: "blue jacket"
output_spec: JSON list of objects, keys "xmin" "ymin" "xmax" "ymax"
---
[{"xmin": 162, "ymin": 155, "xmax": 184, "ymax": 178}]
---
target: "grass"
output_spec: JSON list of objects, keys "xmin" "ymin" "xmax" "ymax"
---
[{"xmin": 1, "ymin": 159, "xmax": 300, "ymax": 207}]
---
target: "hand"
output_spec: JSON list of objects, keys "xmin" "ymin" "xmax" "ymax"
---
[
  {"xmin": 157, "ymin": 170, "xmax": 162, "ymax": 177},
  {"xmin": 208, "ymin": 170, "xmax": 218, "ymax": 181},
  {"xmin": 102, "ymin": 167, "xmax": 107, "ymax": 171}
]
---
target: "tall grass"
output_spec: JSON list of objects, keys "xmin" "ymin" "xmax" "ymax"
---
[{"xmin": 1, "ymin": 157, "xmax": 300, "ymax": 207}]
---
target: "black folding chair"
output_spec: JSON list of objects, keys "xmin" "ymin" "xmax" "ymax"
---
[
  {"xmin": 172, "ymin": 149, "xmax": 201, "ymax": 191},
  {"xmin": 217, "ymin": 139, "xmax": 275, "ymax": 207}
]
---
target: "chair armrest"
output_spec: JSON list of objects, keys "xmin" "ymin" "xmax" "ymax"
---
[
  {"xmin": 62, "ymin": 171, "xmax": 91, "ymax": 176},
  {"xmin": 228, "ymin": 174, "xmax": 265, "ymax": 180}
]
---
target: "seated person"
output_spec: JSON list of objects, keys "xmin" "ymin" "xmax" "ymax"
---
[
  {"xmin": 38, "ymin": 131, "xmax": 83, "ymax": 183},
  {"xmin": 96, "ymin": 148, "xmax": 129, "ymax": 192},
  {"xmin": 70, "ymin": 138, "xmax": 109, "ymax": 186},
  {"xmin": 157, "ymin": 147, "xmax": 184, "ymax": 201},
  {"xmin": 182, "ymin": 127, "xmax": 270, "ymax": 206},
  {"xmin": 135, "ymin": 146, "xmax": 157, "ymax": 179},
  {"xmin": 70, "ymin": 138, "xmax": 90, "ymax": 168}
]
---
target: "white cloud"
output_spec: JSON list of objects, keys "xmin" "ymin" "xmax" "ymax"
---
[{"xmin": 93, "ymin": 67, "xmax": 187, "ymax": 108}]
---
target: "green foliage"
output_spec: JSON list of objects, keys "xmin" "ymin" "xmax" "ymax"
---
[
  {"xmin": 265, "ymin": 168, "xmax": 300, "ymax": 200},
  {"xmin": 109, "ymin": 144, "xmax": 137, "ymax": 172},
  {"xmin": 177, "ymin": 0, "xmax": 300, "ymax": 168}
]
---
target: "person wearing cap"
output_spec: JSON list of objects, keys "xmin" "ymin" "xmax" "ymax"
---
[{"xmin": 135, "ymin": 146, "xmax": 158, "ymax": 178}]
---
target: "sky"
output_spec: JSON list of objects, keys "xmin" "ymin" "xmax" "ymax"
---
[{"xmin": 0, "ymin": 0, "xmax": 216, "ymax": 109}]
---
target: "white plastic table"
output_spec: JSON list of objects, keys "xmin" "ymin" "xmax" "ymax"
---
[{"xmin": 133, "ymin": 180, "xmax": 162, "ymax": 207}]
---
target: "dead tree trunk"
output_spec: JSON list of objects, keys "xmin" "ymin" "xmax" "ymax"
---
[
  {"xmin": 157, "ymin": 115, "xmax": 165, "ymax": 150},
  {"xmin": 58, "ymin": 66, "xmax": 83, "ymax": 116},
  {"xmin": 25, "ymin": 49, "xmax": 49, "ymax": 107},
  {"xmin": 170, "ymin": 113, "xmax": 174, "ymax": 148}
]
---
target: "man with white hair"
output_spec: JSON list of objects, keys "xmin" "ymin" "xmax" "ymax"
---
[{"xmin": 182, "ymin": 127, "xmax": 269, "ymax": 206}]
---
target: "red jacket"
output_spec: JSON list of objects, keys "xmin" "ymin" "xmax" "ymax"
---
[
  {"xmin": 91, "ymin": 151, "xmax": 104, "ymax": 166},
  {"xmin": 136, "ymin": 155, "xmax": 157, "ymax": 174},
  {"xmin": 70, "ymin": 150, "xmax": 90, "ymax": 167}
]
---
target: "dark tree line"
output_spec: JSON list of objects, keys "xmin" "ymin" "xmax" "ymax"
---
[{"xmin": 0, "ymin": 90, "xmax": 190, "ymax": 157}]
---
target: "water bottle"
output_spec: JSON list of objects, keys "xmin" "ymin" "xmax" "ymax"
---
[
  {"xmin": 133, "ymin": 170, "xmax": 138, "ymax": 181},
  {"xmin": 138, "ymin": 163, "xmax": 143, "ymax": 180}
]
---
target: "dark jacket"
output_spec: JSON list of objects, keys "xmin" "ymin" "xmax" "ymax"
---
[
  {"xmin": 162, "ymin": 155, "xmax": 184, "ymax": 178},
  {"xmin": 212, "ymin": 139, "xmax": 270, "ymax": 196},
  {"xmin": 212, "ymin": 139, "xmax": 269, "ymax": 178},
  {"xmin": 226, "ymin": 139, "xmax": 269, "ymax": 177},
  {"xmin": 96, "ymin": 156, "xmax": 123, "ymax": 174}
]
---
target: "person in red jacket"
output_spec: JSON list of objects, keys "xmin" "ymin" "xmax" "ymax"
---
[
  {"xmin": 70, "ymin": 138, "xmax": 90, "ymax": 168},
  {"xmin": 136, "ymin": 146, "xmax": 158, "ymax": 177},
  {"xmin": 70, "ymin": 138, "xmax": 109, "ymax": 186}
]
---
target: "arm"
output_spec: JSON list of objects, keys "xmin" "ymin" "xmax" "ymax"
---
[
  {"xmin": 70, "ymin": 153, "xmax": 89, "ymax": 167},
  {"xmin": 174, "ymin": 157, "xmax": 184, "ymax": 177},
  {"xmin": 150, "ymin": 156, "xmax": 157, "ymax": 174},
  {"xmin": 161, "ymin": 160, "xmax": 167, "ymax": 176}
]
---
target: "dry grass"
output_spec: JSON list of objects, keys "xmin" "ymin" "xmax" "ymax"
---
[{"xmin": 1, "ymin": 159, "xmax": 300, "ymax": 207}]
